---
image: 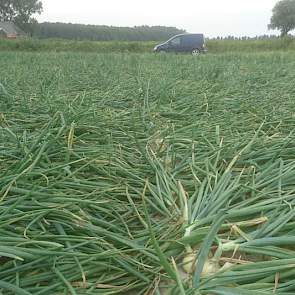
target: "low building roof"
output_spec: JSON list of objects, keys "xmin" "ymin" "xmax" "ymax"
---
[{"xmin": 0, "ymin": 22, "xmax": 26, "ymax": 36}]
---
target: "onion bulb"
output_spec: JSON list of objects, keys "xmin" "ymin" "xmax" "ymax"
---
[
  {"xmin": 182, "ymin": 253, "xmax": 196, "ymax": 274},
  {"xmin": 220, "ymin": 262, "xmax": 234, "ymax": 272},
  {"xmin": 182, "ymin": 253, "xmax": 220, "ymax": 276}
]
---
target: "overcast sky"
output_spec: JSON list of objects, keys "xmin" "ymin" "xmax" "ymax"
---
[{"xmin": 38, "ymin": 0, "xmax": 281, "ymax": 37}]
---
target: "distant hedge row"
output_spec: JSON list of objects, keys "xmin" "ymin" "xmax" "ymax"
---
[
  {"xmin": 207, "ymin": 37, "xmax": 295, "ymax": 53},
  {"xmin": 1, "ymin": 37, "xmax": 295, "ymax": 53},
  {"xmin": 0, "ymin": 39, "xmax": 157, "ymax": 52}
]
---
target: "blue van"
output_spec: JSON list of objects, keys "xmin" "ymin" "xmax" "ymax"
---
[{"xmin": 154, "ymin": 33, "xmax": 206, "ymax": 55}]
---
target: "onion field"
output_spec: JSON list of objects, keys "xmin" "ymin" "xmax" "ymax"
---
[{"xmin": 1, "ymin": 51, "xmax": 295, "ymax": 294}]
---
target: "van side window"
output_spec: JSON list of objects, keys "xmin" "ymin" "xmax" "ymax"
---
[{"xmin": 170, "ymin": 37, "xmax": 181, "ymax": 46}]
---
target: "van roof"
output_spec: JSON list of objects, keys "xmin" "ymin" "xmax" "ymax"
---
[
  {"xmin": 174, "ymin": 33, "xmax": 204, "ymax": 37},
  {"xmin": 167, "ymin": 33, "xmax": 204, "ymax": 41}
]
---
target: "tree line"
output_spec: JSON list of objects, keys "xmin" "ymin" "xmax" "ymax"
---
[
  {"xmin": 33, "ymin": 23, "xmax": 186, "ymax": 41},
  {"xmin": 210, "ymin": 35, "xmax": 286, "ymax": 40}
]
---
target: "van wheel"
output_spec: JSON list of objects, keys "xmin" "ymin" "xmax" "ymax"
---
[{"xmin": 192, "ymin": 49, "xmax": 201, "ymax": 56}]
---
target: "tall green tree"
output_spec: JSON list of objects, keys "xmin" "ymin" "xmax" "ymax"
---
[
  {"xmin": 269, "ymin": 0, "xmax": 295, "ymax": 36},
  {"xmin": 0, "ymin": 0, "xmax": 43, "ymax": 33}
]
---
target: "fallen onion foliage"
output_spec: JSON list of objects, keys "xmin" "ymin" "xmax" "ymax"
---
[{"xmin": 1, "ymin": 51, "xmax": 295, "ymax": 294}]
